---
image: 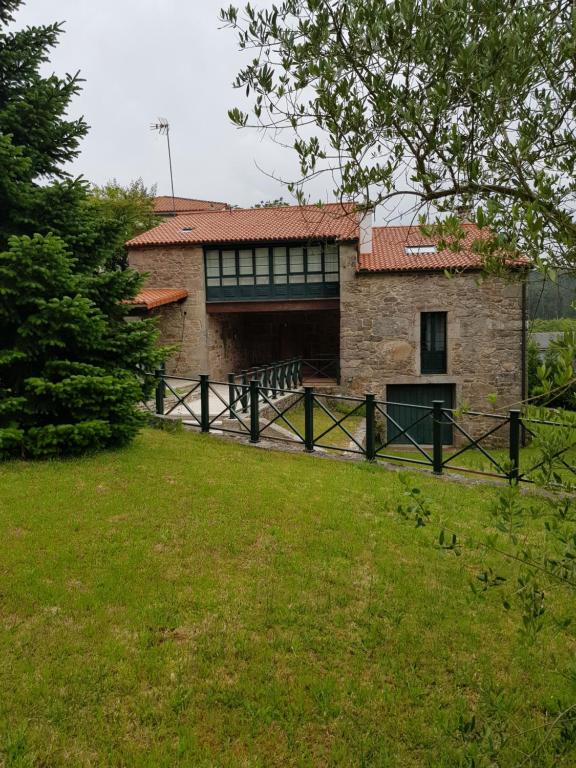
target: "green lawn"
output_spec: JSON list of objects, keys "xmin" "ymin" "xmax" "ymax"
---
[{"xmin": 0, "ymin": 428, "xmax": 574, "ymax": 767}]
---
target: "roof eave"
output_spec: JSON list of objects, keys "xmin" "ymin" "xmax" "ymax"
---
[{"xmin": 127, "ymin": 235, "xmax": 359, "ymax": 249}]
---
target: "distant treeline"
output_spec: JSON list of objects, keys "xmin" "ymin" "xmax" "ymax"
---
[{"xmin": 527, "ymin": 270, "xmax": 576, "ymax": 320}]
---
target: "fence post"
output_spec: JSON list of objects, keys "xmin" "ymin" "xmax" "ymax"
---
[
  {"xmin": 250, "ymin": 377, "xmax": 260, "ymax": 443},
  {"xmin": 298, "ymin": 359, "xmax": 303, "ymax": 386},
  {"xmin": 271, "ymin": 364, "xmax": 278, "ymax": 399},
  {"xmin": 432, "ymin": 400, "xmax": 444, "ymax": 474},
  {"xmin": 365, "ymin": 393, "xmax": 376, "ymax": 462},
  {"xmin": 227, "ymin": 373, "xmax": 236, "ymax": 419},
  {"xmin": 154, "ymin": 363, "xmax": 165, "ymax": 415},
  {"xmin": 200, "ymin": 374, "xmax": 210, "ymax": 433},
  {"xmin": 241, "ymin": 370, "xmax": 249, "ymax": 413},
  {"xmin": 509, "ymin": 409, "xmax": 521, "ymax": 483},
  {"xmin": 304, "ymin": 386, "xmax": 315, "ymax": 452}
]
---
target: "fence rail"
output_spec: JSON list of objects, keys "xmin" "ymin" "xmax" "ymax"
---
[{"xmin": 146, "ymin": 369, "xmax": 576, "ymax": 486}]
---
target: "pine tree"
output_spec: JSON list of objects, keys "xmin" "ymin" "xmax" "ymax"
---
[{"xmin": 0, "ymin": 2, "xmax": 165, "ymax": 458}]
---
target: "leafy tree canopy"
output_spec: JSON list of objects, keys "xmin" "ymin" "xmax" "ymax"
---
[
  {"xmin": 86, "ymin": 178, "xmax": 158, "ymax": 268},
  {"xmin": 222, "ymin": 0, "xmax": 576, "ymax": 268}
]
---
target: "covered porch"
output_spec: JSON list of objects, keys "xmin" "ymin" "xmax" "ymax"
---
[{"xmin": 207, "ymin": 300, "xmax": 340, "ymax": 384}]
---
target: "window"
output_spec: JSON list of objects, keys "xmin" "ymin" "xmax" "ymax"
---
[
  {"xmin": 204, "ymin": 242, "xmax": 340, "ymax": 300},
  {"xmin": 405, "ymin": 245, "xmax": 437, "ymax": 255},
  {"xmin": 421, "ymin": 312, "xmax": 447, "ymax": 374}
]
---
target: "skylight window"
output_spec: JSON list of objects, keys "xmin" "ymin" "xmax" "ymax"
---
[
  {"xmin": 404, "ymin": 245, "xmax": 437, "ymax": 255},
  {"xmin": 181, "ymin": 227, "xmax": 194, "ymax": 232}
]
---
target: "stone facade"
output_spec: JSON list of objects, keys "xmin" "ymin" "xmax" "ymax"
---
[
  {"xmin": 340, "ymin": 266, "xmax": 525, "ymax": 414},
  {"xmin": 128, "ymin": 246, "xmax": 209, "ymax": 376},
  {"xmin": 128, "ymin": 244, "xmax": 341, "ymax": 379},
  {"xmin": 129, "ymin": 241, "xmax": 525, "ymax": 427}
]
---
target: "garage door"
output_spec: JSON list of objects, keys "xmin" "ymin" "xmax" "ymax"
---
[{"xmin": 386, "ymin": 384, "xmax": 455, "ymax": 445}]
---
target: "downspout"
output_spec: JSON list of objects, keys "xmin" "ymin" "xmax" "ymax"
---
[
  {"xmin": 521, "ymin": 275, "xmax": 527, "ymax": 446},
  {"xmin": 521, "ymin": 276, "xmax": 527, "ymax": 404}
]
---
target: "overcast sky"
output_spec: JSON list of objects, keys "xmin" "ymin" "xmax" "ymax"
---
[{"xmin": 13, "ymin": 0, "xmax": 334, "ymax": 208}]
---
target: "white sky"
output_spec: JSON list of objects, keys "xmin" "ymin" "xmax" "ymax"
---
[{"xmin": 12, "ymin": 0, "xmax": 336, "ymax": 208}]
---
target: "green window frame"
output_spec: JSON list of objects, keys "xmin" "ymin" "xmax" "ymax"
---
[
  {"xmin": 421, "ymin": 312, "xmax": 447, "ymax": 374},
  {"xmin": 204, "ymin": 241, "xmax": 340, "ymax": 300}
]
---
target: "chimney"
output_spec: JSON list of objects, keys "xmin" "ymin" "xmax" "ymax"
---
[{"xmin": 358, "ymin": 209, "xmax": 373, "ymax": 255}]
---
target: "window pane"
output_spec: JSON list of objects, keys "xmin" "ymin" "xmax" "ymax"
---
[
  {"xmin": 422, "ymin": 316, "xmax": 432, "ymax": 352},
  {"xmin": 289, "ymin": 247, "xmax": 304, "ymax": 272},
  {"xmin": 289, "ymin": 274, "xmax": 305, "ymax": 284},
  {"xmin": 273, "ymin": 247, "xmax": 287, "ymax": 275},
  {"xmin": 307, "ymin": 274, "xmax": 322, "ymax": 283},
  {"xmin": 206, "ymin": 250, "xmax": 220, "ymax": 277},
  {"xmin": 274, "ymin": 275, "xmax": 287, "ymax": 284},
  {"xmin": 307, "ymin": 245, "xmax": 322, "ymax": 272},
  {"xmin": 239, "ymin": 249, "xmax": 253, "ymax": 275},
  {"xmin": 222, "ymin": 250, "xmax": 236, "ymax": 276},
  {"xmin": 434, "ymin": 314, "xmax": 446, "ymax": 351},
  {"xmin": 324, "ymin": 251, "xmax": 338, "ymax": 271},
  {"xmin": 207, "ymin": 277, "xmax": 220, "ymax": 287},
  {"xmin": 325, "ymin": 243, "xmax": 338, "ymax": 258},
  {"xmin": 255, "ymin": 248, "xmax": 269, "ymax": 275},
  {"xmin": 221, "ymin": 276, "xmax": 238, "ymax": 286},
  {"xmin": 256, "ymin": 276, "xmax": 270, "ymax": 285},
  {"xmin": 239, "ymin": 276, "xmax": 254, "ymax": 285},
  {"xmin": 325, "ymin": 272, "xmax": 339, "ymax": 283}
]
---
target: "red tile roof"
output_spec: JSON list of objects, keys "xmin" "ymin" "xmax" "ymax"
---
[
  {"xmin": 124, "ymin": 288, "xmax": 188, "ymax": 310},
  {"xmin": 153, "ymin": 196, "xmax": 229, "ymax": 214},
  {"xmin": 127, "ymin": 203, "xmax": 358, "ymax": 248},
  {"xmin": 359, "ymin": 223, "xmax": 527, "ymax": 272}
]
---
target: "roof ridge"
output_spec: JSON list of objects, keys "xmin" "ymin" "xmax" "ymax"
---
[
  {"xmin": 222, "ymin": 201, "xmax": 354, "ymax": 213},
  {"xmin": 371, "ymin": 221, "xmax": 480, "ymax": 231},
  {"xmin": 155, "ymin": 194, "xmax": 228, "ymax": 204}
]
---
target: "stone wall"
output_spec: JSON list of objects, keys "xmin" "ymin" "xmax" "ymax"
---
[
  {"xmin": 128, "ymin": 246, "xmax": 208, "ymax": 376},
  {"xmin": 207, "ymin": 314, "xmax": 246, "ymax": 381},
  {"xmin": 340, "ymin": 266, "xmax": 525, "ymax": 415}
]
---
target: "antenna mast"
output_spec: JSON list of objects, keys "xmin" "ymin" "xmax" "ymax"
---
[{"xmin": 151, "ymin": 118, "xmax": 176, "ymax": 215}]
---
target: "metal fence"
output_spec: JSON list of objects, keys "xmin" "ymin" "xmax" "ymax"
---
[{"xmin": 147, "ymin": 369, "xmax": 576, "ymax": 486}]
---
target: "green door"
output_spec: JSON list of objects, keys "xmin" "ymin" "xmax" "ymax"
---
[{"xmin": 386, "ymin": 384, "xmax": 454, "ymax": 445}]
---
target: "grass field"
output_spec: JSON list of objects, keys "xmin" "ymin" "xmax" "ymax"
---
[{"xmin": 1, "ymin": 428, "xmax": 575, "ymax": 767}]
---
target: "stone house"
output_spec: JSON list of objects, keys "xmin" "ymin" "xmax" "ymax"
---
[{"xmin": 126, "ymin": 202, "xmax": 527, "ymax": 443}]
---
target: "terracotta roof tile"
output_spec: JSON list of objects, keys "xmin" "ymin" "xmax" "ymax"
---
[
  {"xmin": 360, "ymin": 223, "xmax": 527, "ymax": 272},
  {"xmin": 153, "ymin": 196, "xmax": 229, "ymax": 214},
  {"xmin": 128, "ymin": 203, "xmax": 358, "ymax": 248},
  {"xmin": 124, "ymin": 288, "xmax": 188, "ymax": 310}
]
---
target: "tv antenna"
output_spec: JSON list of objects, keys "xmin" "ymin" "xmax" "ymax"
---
[{"xmin": 151, "ymin": 117, "xmax": 176, "ymax": 215}]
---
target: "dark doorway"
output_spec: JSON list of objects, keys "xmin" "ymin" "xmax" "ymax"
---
[{"xmin": 386, "ymin": 383, "xmax": 455, "ymax": 445}]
